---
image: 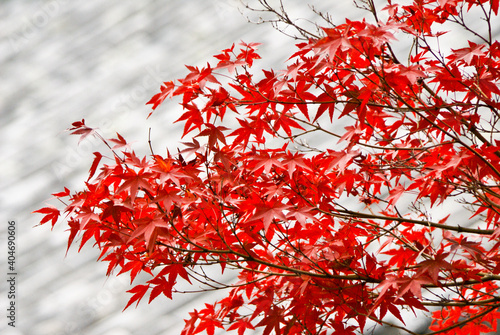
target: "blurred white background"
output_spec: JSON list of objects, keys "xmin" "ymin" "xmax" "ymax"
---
[{"xmin": 4, "ymin": 1, "xmax": 495, "ymax": 334}]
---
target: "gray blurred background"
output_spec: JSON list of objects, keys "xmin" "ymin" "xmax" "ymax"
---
[{"xmin": 2, "ymin": 1, "xmax": 495, "ymax": 334}]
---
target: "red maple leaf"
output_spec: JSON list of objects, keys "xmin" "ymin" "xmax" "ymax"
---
[
  {"xmin": 251, "ymin": 202, "xmax": 291, "ymax": 232},
  {"xmin": 115, "ymin": 168, "xmax": 154, "ymax": 202},
  {"xmin": 129, "ymin": 216, "xmax": 170, "ymax": 253},
  {"xmin": 415, "ymin": 253, "xmax": 453, "ymax": 284},
  {"xmin": 33, "ymin": 206, "xmax": 60, "ymax": 228},
  {"xmin": 67, "ymin": 119, "xmax": 96, "ymax": 144},
  {"xmin": 146, "ymin": 81, "xmax": 175, "ymax": 112},
  {"xmin": 123, "ymin": 284, "xmax": 149, "ymax": 310}
]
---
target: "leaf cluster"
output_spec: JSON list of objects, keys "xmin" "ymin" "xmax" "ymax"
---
[{"xmin": 35, "ymin": 0, "xmax": 500, "ymax": 334}]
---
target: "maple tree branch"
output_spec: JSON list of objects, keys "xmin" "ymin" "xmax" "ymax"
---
[
  {"xmin": 421, "ymin": 296, "xmax": 500, "ymax": 307},
  {"xmin": 142, "ymin": 185, "xmax": 382, "ymax": 283},
  {"xmin": 288, "ymin": 111, "xmax": 457, "ymax": 152},
  {"xmin": 328, "ymin": 208, "xmax": 495, "ymax": 236},
  {"xmin": 416, "ymin": 37, "xmax": 500, "ymax": 145},
  {"xmin": 147, "ymin": 127, "xmax": 155, "ymax": 156},
  {"xmin": 242, "ymin": 0, "xmax": 321, "ymax": 40},
  {"xmin": 447, "ymin": 2, "xmax": 492, "ymax": 45},
  {"xmin": 389, "ymin": 88, "xmax": 500, "ymax": 180},
  {"xmin": 364, "ymin": 314, "xmax": 422, "ymax": 335},
  {"xmin": 420, "ymin": 81, "xmax": 498, "ymax": 154},
  {"xmin": 424, "ymin": 304, "xmax": 500, "ymax": 335}
]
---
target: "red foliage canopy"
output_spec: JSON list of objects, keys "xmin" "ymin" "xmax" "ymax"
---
[{"xmin": 36, "ymin": 0, "xmax": 500, "ymax": 334}]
